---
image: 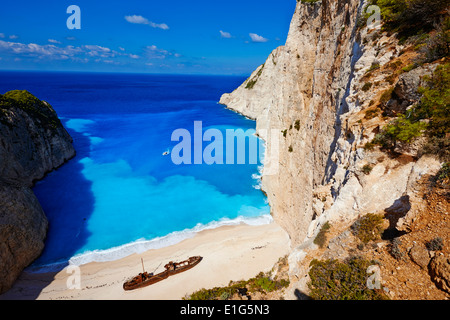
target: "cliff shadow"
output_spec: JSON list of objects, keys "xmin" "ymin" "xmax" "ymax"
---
[
  {"xmin": 382, "ymin": 194, "xmax": 410, "ymax": 240},
  {"xmin": 294, "ymin": 288, "xmax": 312, "ymax": 300},
  {"xmin": 14, "ymin": 126, "xmax": 95, "ymax": 299}
]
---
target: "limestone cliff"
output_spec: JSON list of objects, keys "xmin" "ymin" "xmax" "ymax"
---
[
  {"xmin": 221, "ymin": 0, "xmax": 365, "ymax": 247},
  {"xmin": 220, "ymin": 0, "xmax": 449, "ymax": 299},
  {"xmin": 0, "ymin": 90, "xmax": 75, "ymax": 294},
  {"xmin": 220, "ymin": 0, "xmax": 444, "ymax": 248}
]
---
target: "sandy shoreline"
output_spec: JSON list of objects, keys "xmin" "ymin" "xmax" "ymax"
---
[{"xmin": 1, "ymin": 222, "xmax": 290, "ymax": 300}]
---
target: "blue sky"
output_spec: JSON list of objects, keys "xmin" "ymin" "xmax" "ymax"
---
[{"xmin": 0, "ymin": 0, "xmax": 296, "ymax": 75}]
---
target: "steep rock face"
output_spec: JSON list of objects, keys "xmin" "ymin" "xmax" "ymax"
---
[
  {"xmin": 429, "ymin": 255, "xmax": 450, "ymax": 294},
  {"xmin": 220, "ymin": 0, "xmax": 363, "ymax": 246},
  {"xmin": 0, "ymin": 185, "xmax": 48, "ymax": 294},
  {"xmin": 0, "ymin": 90, "xmax": 75, "ymax": 294},
  {"xmin": 220, "ymin": 0, "xmax": 447, "ymax": 298},
  {"xmin": 0, "ymin": 90, "xmax": 75, "ymax": 187}
]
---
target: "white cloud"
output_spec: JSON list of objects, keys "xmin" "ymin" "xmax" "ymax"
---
[
  {"xmin": 249, "ymin": 33, "xmax": 268, "ymax": 43},
  {"xmin": 125, "ymin": 15, "xmax": 148, "ymax": 24},
  {"xmin": 0, "ymin": 40, "xmax": 140, "ymax": 64},
  {"xmin": 0, "ymin": 40, "xmax": 77, "ymax": 59},
  {"xmin": 144, "ymin": 45, "xmax": 180, "ymax": 60},
  {"xmin": 220, "ymin": 30, "xmax": 232, "ymax": 38},
  {"xmin": 124, "ymin": 15, "xmax": 169, "ymax": 30},
  {"xmin": 144, "ymin": 45, "xmax": 168, "ymax": 59},
  {"xmin": 48, "ymin": 39, "xmax": 61, "ymax": 44},
  {"xmin": 9, "ymin": 35, "xmax": 18, "ymax": 40},
  {"xmin": 0, "ymin": 33, "xmax": 4, "ymax": 38}
]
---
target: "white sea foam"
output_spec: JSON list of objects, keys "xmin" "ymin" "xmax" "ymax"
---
[
  {"xmin": 68, "ymin": 214, "xmax": 273, "ymax": 266},
  {"xmin": 29, "ymin": 214, "xmax": 273, "ymax": 272},
  {"xmin": 251, "ymin": 164, "xmax": 265, "ymax": 190},
  {"xmin": 65, "ymin": 118, "xmax": 95, "ymax": 132}
]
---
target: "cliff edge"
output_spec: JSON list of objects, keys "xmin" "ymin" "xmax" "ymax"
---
[{"xmin": 0, "ymin": 90, "xmax": 75, "ymax": 294}]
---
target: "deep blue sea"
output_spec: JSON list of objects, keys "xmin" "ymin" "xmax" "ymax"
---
[{"xmin": 0, "ymin": 71, "xmax": 270, "ymax": 269}]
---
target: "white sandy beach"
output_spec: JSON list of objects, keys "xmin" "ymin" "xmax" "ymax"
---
[{"xmin": 1, "ymin": 222, "xmax": 290, "ymax": 300}]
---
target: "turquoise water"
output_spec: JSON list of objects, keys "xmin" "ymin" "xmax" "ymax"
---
[{"xmin": 0, "ymin": 72, "xmax": 270, "ymax": 268}]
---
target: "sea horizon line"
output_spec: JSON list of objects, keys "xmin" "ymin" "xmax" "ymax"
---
[{"xmin": 0, "ymin": 69, "xmax": 252, "ymax": 78}]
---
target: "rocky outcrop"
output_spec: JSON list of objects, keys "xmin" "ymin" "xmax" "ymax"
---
[
  {"xmin": 0, "ymin": 90, "xmax": 75, "ymax": 294},
  {"xmin": 429, "ymin": 255, "xmax": 450, "ymax": 294},
  {"xmin": 394, "ymin": 65, "xmax": 436, "ymax": 106},
  {"xmin": 409, "ymin": 243, "xmax": 431, "ymax": 270},
  {"xmin": 387, "ymin": 64, "xmax": 438, "ymax": 116}
]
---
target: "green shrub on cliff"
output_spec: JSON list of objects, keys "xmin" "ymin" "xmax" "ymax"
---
[
  {"xmin": 415, "ymin": 63, "xmax": 450, "ymax": 138},
  {"xmin": 419, "ymin": 15, "xmax": 450, "ymax": 62},
  {"xmin": 414, "ymin": 62, "xmax": 450, "ymax": 160},
  {"xmin": 368, "ymin": 62, "xmax": 449, "ymax": 158},
  {"xmin": 351, "ymin": 213, "xmax": 385, "ymax": 244},
  {"xmin": 0, "ymin": 90, "xmax": 61, "ymax": 130},
  {"xmin": 384, "ymin": 115, "xmax": 428, "ymax": 143},
  {"xmin": 299, "ymin": 0, "xmax": 321, "ymax": 4},
  {"xmin": 370, "ymin": 0, "xmax": 449, "ymax": 37},
  {"xmin": 3, "ymin": 90, "xmax": 42, "ymax": 108},
  {"xmin": 186, "ymin": 272, "xmax": 290, "ymax": 300},
  {"xmin": 245, "ymin": 63, "xmax": 264, "ymax": 90},
  {"xmin": 308, "ymin": 257, "xmax": 388, "ymax": 300},
  {"xmin": 435, "ymin": 162, "xmax": 450, "ymax": 186}
]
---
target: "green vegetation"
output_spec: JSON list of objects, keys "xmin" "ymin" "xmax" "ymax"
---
[
  {"xmin": 401, "ymin": 63, "xmax": 417, "ymax": 73},
  {"xmin": 419, "ymin": 15, "xmax": 450, "ymax": 62},
  {"xmin": 362, "ymin": 164, "xmax": 373, "ymax": 175},
  {"xmin": 383, "ymin": 115, "xmax": 428, "ymax": 143},
  {"xmin": 390, "ymin": 237, "xmax": 405, "ymax": 260},
  {"xmin": 364, "ymin": 108, "xmax": 379, "ymax": 120},
  {"xmin": 436, "ymin": 162, "xmax": 450, "ymax": 185},
  {"xmin": 369, "ymin": 0, "xmax": 449, "ymax": 38},
  {"xmin": 288, "ymin": 145, "xmax": 293, "ymax": 152},
  {"xmin": 351, "ymin": 213, "xmax": 385, "ymax": 244},
  {"xmin": 185, "ymin": 272, "xmax": 290, "ymax": 300},
  {"xmin": 364, "ymin": 141, "xmax": 377, "ymax": 151},
  {"xmin": 368, "ymin": 62, "xmax": 449, "ymax": 159},
  {"xmin": 314, "ymin": 221, "xmax": 331, "ymax": 248},
  {"xmin": 415, "ymin": 63, "xmax": 450, "ymax": 138},
  {"xmin": 245, "ymin": 63, "xmax": 265, "ymax": 89},
  {"xmin": 362, "ymin": 82, "xmax": 373, "ymax": 92},
  {"xmin": 361, "ymin": 0, "xmax": 449, "ymax": 63},
  {"xmin": 294, "ymin": 120, "xmax": 301, "ymax": 130},
  {"xmin": 366, "ymin": 62, "xmax": 380, "ymax": 74},
  {"xmin": 299, "ymin": 0, "xmax": 321, "ymax": 4},
  {"xmin": 426, "ymin": 237, "xmax": 444, "ymax": 251},
  {"xmin": 308, "ymin": 257, "xmax": 388, "ymax": 300},
  {"xmin": 3, "ymin": 90, "xmax": 42, "ymax": 107},
  {"xmin": 245, "ymin": 78, "xmax": 258, "ymax": 90},
  {"xmin": 379, "ymin": 87, "xmax": 394, "ymax": 105},
  {"xmin": 0, "ymin": 90, "xmax": 61, "ymax": 130}
]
